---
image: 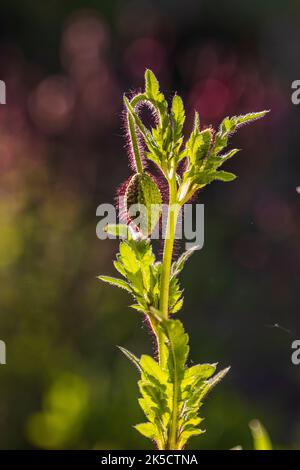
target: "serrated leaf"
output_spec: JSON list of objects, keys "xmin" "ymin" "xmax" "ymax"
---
[
  {"xmin": 183, "ymin": 363, "xmax": 217, "ymax": 388},
  {"xmin": 172, "ymin": 95, "xmax": 185, "ymax": 123},
  {"xmin": 161, "ymin": 319, "xmax": 190, "ymax": 446},
  {"xmin": 235, "ymin": 110, "xmax": 270, "ymax": 128},
  {"xmin": 168, "ymin": 276, "xmax": 183, "ymax": 315},
  {"xmin": 214, "ymin": 171, "xmax": 237, "ymax": 182},
  {"xmin": 218, "ymin": 110, "xmax": 269, "ymax": 138},
  {"xmin": 130, "ymin": 304, "xmax": 146, "ymax": 313},
  {"xmin": 186, "ymin": 132, "xmax": 201, "ymax": 165},
  {"xmin": 220, "ymin": 116, "xmax": 233, "ymax": 134},
  {"xmin": 107, "ymin": 239, "xmax": 162, "ymax": 313},
  {"xmin": 178, "ymin": 428, "xmax": 205, "ymax": 449},
  {"xmin": 127, "ymin": 238, "xmax": 155, "ymax": 265},
  {"xmin": 171, "ymin": 95, "xmax": 185, "ymax": 143},
  {"xmin": 98, "ymin": 275, "xmax": 132, "ymax": 293},
  {"xmin": 118, "ymin": 346, "xmax": 141, "ymax": 371},
  {"xmin": 140, "ymin": 355, "xmax": 168, "ymax": 384},
  {"xmin": 186, "ymin": 119, "xmax": 212, "ymax": 168},
  {"xmin": 217, "ymin": 148, "xmax": 240, "ymax": 165},
  {"xmin": 135, "ymin": 422, "xmax": 156, "ymax": 439},
  {"xmin": 145, "ymin": 69, "xmax": 160, "ymax": 101},
  {"xmin": 170, "ymin": 297, "xmax": 184, "ymax": 314},
  {"xmin": 104, "ymin": 224, "xmax": 133, "ymax": 239},
  {"xmin": 137, "ymin": 353, "xmax": 171, "ymax": 448},
  {"xmin": 193, "ymin": 111, "xmax": 200, "ymax": 133},
  {"xmin": 113, "ymin": 260, "xmax": 127, "ymax": 277},
  {"xmin": 171, "ymin": 246, "xmax": 198, "ymax": 278},
  {"xmin": 196, "ymin": 128, "xmax": 212, "ymax": 162},
  {"xmin": 119, "ymin": 242, "xmax": 139, "ymax": 273},
  {"xmin": 199, "ymin": 366, "xmax": 231, "ymax": 401},
  {"xmin": 162, "ymin": 320, "xmax": 189, "ymax": 378}
]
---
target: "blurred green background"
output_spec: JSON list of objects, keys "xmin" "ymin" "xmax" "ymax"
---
[{"xmin": 0, "ymin": 0, "xmax": 299, "ymax": 450}]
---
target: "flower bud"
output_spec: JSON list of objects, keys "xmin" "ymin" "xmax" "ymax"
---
[{"xmin": 125, "ymin": 172, "xmax": 162, "ymax": 236}]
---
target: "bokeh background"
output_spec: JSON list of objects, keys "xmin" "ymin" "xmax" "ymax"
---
[{"xmin": 0, "ymin": 0, "xmax": 299, "ymax": 450}]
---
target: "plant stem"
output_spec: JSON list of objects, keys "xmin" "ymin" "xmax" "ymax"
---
[
  {"xmin": 158, "ymin": 172, "xmax": 180, "ymax": 449},
  {"xmin": 127, "ymin": 113, "xmax": 143, "ymax": 173},
  {"xmin": 159, "ymin": 175, "xmax": 179, "ymax": 320},
  {"xmin": 168, "ymin": 341, "xmax": 179, "ymax": 450},
  {"xmin": 128, "ymin": 90, "xmax": 182, "ymax": 448}
]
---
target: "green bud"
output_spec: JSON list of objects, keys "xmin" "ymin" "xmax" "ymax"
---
[{"xmin": 125, "ymin": 172, "xmax": 162, "ymax": 236}]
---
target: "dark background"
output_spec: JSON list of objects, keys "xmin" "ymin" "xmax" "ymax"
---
[{"xmin": 0, "ymin": 0, "xmax": 299, "ymax": 450}]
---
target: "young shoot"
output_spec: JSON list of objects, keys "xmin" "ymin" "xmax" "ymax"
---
[{"xmin": 99, "ymin": 69, "xmax": 269, "ymax": 450}]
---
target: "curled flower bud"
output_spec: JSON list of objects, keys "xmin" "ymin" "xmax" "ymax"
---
[{"xmin": 125, "ymin": 172, "xmax": 162, "ymax": 236}]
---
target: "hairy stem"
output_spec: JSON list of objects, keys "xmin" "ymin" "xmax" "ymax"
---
[
  {"xmin": 128, "ymin": 91, "xmax": 182, "ymax": 449},
  {"xmin": 168, "ymin": 336, "xmax": 179, "ymax": 450},
  {"xmin": 159, "ymin": 173, "xmax": 181, "ymax": 449},
  {"xmin": 159, "ymin": 175, "xmax": 179, "ymax": 320},
  {"xmin": 127, "ymin": 113, "xmax": 143, "ymax": 173}
]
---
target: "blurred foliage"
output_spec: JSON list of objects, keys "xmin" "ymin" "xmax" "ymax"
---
[
  {"xmin": 0, "ymin": 0, "xmax": 299, "ymax": 450},
  {"xmin": 249, "ymin": 420, "xmax": 272, "ymax": 450},
  {"xmin": 27, "ymin": 373, "xmax": 89, "ymax": 449}
]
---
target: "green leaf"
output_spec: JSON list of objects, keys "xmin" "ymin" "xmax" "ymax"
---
[
  {"xmin": 185, "ymin": 116, "xmax": 212, "ymax": 167},
  {"xmin": 168, "ymin": 276, "xmax": 183, "ymax": 315},
  {"xmin": 186, "ymin": 122, "xmax": 201, "ymax": 165},
  {"xmin": 104, "ymin": 224, "xmax": 133, "ymax": 239},
  {"xmin": 138, "ymin": 376, "xmax": 169, "ymax": 418},
  {"xmin": 193, "ymin": 111, "xmax": 200, "ymax": 133},
  {"xmin": 118, "ymin": 346, "xmax": 141, "ymax": 372},
  {"xmin": 170, "ymin": 297, "xmax": 184, "ymax": 314},
  {"xmin": 145, "ymin": 69, "xmax": 160, "ymax": 101},
  {"xmin": 161, "ymin": 319, "xmax": 189, "ymax": 408},
  {"xmin": 214, "ymin": 171, "xmax": 237, "ymax": 182},
  {"xmin": 130, "ymin": 304, "xmax": 146, "ymax": 313},
  {"xmin": 97, "ymin": 275, "xmax": 132, "ymax": 293},
  {"xmin": 113, "ymin": 260, "xmax": 127, "ymax": 277},
  {"xmin": 199, "ymin": 366, "xmax": 231, "ymax": 401},
  {"xmin": 178, "ymin": 363, "xmax": 229, "ymax": 448},
  {"xmin": 161, "ymin": 320, "xmax": 189, "ymax": 434},
  {"xmin": 135, "ymin": 172, "xmax": 162, "ymax": 236},
  {"xmin": 140, "ymin": 355, "xmax": 167, "ymax": 383},
  {"xmin": 171, "ymin": 246, "xmax": 198, "ymax": 278},
  {"xmin": 218, "ymin": 110, "xmax": 269, "ymax": 140},
  {"xmin": 220, "ymin": 116, "xmax": 233, "ymax": 134},
  {"xmin": 183, "ymin": 363, "xmax": 217, "ymax": 388},
  {"xmin": 197, "ymin": 128, "xmax": 212, "ymax": 162},
  {"xmin": 105, "ymin": 239, "xmax": 161, "ymax": 313},
  {"xmin": 235, "ymin": 110, "xmax": 270, "ymax": 128},
  {"xmin": 171, "ymin": 95, "xmax": 185, "ymax": 143},
  {"xmin": 135, "ymin": 422, "xmax": 156, "ymax": 439},
  {"xmin": 178, "ymin": 428, "xmax": 204, "ymax": 448},
  {"xmin": 119, "ymin": 242, "xmax": 139, "ymax": 273},
  {"xmin": 249, "ymin": 420, "xmax": 272, "ymax": 451},
  {"xmin": 217, "ymin": 148, "xmax": 240, "ymax": 165},
  {"xmin": 149, "ymin": 306, "xmax": 164, "ymax": 322},
  {"xmin": 137, "ymin": 354, "xmax": 171, "ymax": 448},
  {"xmin": 181, "ymin": 363, "xmax": 217, "ymax": 409}
]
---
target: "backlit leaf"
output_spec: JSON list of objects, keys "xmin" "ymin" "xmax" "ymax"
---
[{"xmin": 98, "ymin": 275, "xmax": 132, "ymax": 293}]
